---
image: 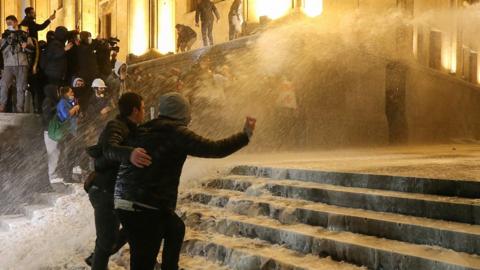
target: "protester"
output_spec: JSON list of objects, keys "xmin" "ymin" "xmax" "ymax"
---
[
  {"xmin": 195, "ymin": 0, "xmax": 220, "ymax": 46},
  {"xmin": 20, "ymin": 7, "xmax": 56, "ymax": 40},
  {"xmin": 87, "ymin": 78, "xmax": 112, "ymax": 117},
  {"xmin": 85, "ymin": 92, "xmax": 150, "ymax": 270},
  {"xmin": 55, "ymin": 86, "xmax": 80, "ymax": 183},
  {"xmin": 106, "ymin": 60, "xmax": 127, "ymax": 103},
  {"xmin": 77, "ymin": 31, "xmax": 99, "ymax": 86},
  {"xmin": 71, "ymin": 77, "xmax": 89, "ymax": 111},
  {"xmin": 175, "ymin": 24, "xmax": 197, "ymax": 53},
  {"xmin": 0, "ymin": 15, "xmax": 34, "ymax": 113},
  {"xmin": 228, "ymin": 0, "xmax": 243, "ymax": 40},
  {"xmin": 65, "ymin": 31, "xmax": 80, "ymax": 83},
  {"xmin": 44, "ymin": 26, "xmax": 73, "ymax": 86},
  {"xmin": 115, "ymin": 92, "xmax": 256, "ymax": 270},
  {"xmin": 42, "ymin": 84, "xmax": 61, "ymax": 181}
]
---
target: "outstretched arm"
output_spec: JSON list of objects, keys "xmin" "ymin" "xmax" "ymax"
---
[{"xmin": 179, "ymin": 117, "xmax": 255, "ymax": 158}]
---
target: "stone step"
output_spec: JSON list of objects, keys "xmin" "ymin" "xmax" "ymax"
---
[
  {"xmin": 179, "ymin": 255, "xmax": 232, "ymax": 270},
  {"xmin": 20, "ymin": 204, "xmax": 51, "ymax": 219},
  {"xmin": 179, "ymin": 203, "xmax": 480, "ymax": 270},
  {"xmin": 0, "ymin": 214, "xmax": 31, "ymax": 231},
  {"xmin": 182, "ymin": 228, "xmax": 365, "ymax": 270},
  {"xmin": 206, "ymin": 176, "xmax": 480, "ymax": 224},
  {"xmin": 231, "ymin": 165, "xmax": 480, "ymax": 198},
  {"xmin": 182, "ymin": 188, "xmax": 480, "ymax": 254},
  {"xmin": 0, "ymin": 183, "xmax": 75, "ymax": 231},
  {"xmin": 26, "ymin": 183, "xmax": 74, "ymax": 207}
]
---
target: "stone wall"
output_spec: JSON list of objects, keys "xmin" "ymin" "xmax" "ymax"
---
[
  {"xmin": 0, "ymin": 114, "xmax": 49, "ymax": 214},
  {"xmin": 128, "ymin": 36, "xmax": 480, "ymax": 148}
]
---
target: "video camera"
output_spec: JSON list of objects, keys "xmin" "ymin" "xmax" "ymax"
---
[
  {"xmin": 2, "ymin": 30, "xmax": 28, "ymax": 48},
  {"xmin": 108, "ymin": 37, "xmax": 120, "ymax": 53}
]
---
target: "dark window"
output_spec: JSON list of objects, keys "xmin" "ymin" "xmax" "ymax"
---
[{"xmin": 105, "ymin": 13, "xmax": 112, "ymax": 38}]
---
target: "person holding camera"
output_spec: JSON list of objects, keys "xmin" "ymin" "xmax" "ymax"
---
[{"xmin": 0, "ymin": 15, "xmax": 34, "ymax": 113}]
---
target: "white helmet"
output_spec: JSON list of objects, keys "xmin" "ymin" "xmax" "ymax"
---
[{"xmin": 92, "ymin": 78, "xmax": 107, "ymax": 88}]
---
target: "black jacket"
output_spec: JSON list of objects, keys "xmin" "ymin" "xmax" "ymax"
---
[
  {"xmin": 77, "ymin": 42, "xmax": 99, "ymax": 83},
  {"xmin": 115, "ymin": 117, "xmax": 249, "ymax": 210},
  {"xmin": 45, "ymin": 40, "xmax": 67, "ymax": 81},
  {"xmin": 195, "ymin": 0, "xmax": 220, "ymax": 24},
  {"xmin": 87, "ymin": 115, "xmax": 137, "ymax": 194},
  {"xmin": 20, "ymin": 17, "xmax": 51, "ymax": 40}
]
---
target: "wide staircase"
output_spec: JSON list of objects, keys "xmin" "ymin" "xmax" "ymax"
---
[
  {"xmin": 0, "ymin": 183, "xmax": 74, "ymax": 232},
  {"xmin": 178, "ymin": 165, "xmax": 480, "ymax": 270}
]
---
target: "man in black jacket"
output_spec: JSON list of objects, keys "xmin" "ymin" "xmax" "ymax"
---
[
  {"xmin": 115, "ymin": 92, "xmax": 256, "ymax": 270},
  {"xmin": 86, "ymin": 92, "xmax": 152, "ymax": 270},
  {"xmin": 20, "ymin": 7, "xmax": 56, "ymax": 40},
  {"xmin": 45, "ymin": 26, "xmax": 73, "ymax": 86},
  {"xmin": 195, "ymin": 0, "xmax": 220, "ymax": 46},
  {"xmin": 76, "ymin": 31, "xmax": 99, "ymax": 87}
]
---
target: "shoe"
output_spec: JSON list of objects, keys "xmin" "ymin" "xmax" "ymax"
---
[
  {"xmin": 50, "ymin": 178, "xmax": 64, "ymax": 184},
  {"xmin": 85, "ymin": 253, "xmax": 93, "ymax": 266}
]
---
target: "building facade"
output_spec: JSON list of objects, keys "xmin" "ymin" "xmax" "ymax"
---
[{"xmin": 0, "ymin": 0, "xmax": 479, "ymax": 84}]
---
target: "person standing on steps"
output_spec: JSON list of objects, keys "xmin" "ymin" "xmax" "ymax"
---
[
  {"xmin": 228, "ymin": 0, "xmax": 243, "ymax": 40},
  {"xmin": 85, "ymin": 92, "xmax": 152, "ymax": 269},
  {"xmin": 115, "ymin": 92, "xmax": 256, "ymax": 270},
  {"xmin": 20, "ymin": 7, "xmax": 56, "ymax": 40},
  {"xmin": 195, "ymin": 0, "xmax": 220, "ymax": 47},
  {"xmin": 0, "ymin": 15, "xmax": 35, "ymax": 113}
]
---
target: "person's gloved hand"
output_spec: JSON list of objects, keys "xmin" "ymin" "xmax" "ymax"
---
[
  {"xmin": 243, "ymin": 116, "xmax": 256, "ymax": 139},
  {"xmin": 130, "ymin": 148, "xmax": 152, "ymax": 168}
]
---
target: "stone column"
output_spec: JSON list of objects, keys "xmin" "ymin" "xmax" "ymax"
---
[{"xmin": 82, "ymin": 0, "xmax": 98, "ymax": 36}]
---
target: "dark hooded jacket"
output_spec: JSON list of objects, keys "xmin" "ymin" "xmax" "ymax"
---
[
  {"xmin": 115, "ymin": 93, "xmax": 249, "ymax": 210},
  {"xmin": 20, "ymin": 16, "xmax": 51, "ymax": 40},
  {"xmin": 44, "ymin": 27, "xmax": 68, "ymax": 81},
  {"xmin": 87, "ymin": 115, "xmax": 137, "ymax": 194},
  {"xmin": 77, "ymin": 32, "xmax": 99, "ymax": 84}
]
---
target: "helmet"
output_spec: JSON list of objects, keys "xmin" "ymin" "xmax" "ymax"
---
[{"xmin": 92, "ymin": 78, "xmax": 107, "ymax": 88}]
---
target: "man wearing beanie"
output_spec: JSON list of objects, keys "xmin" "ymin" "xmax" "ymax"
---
[{"xmin": 114, "ymin": 92, "xmax": 256, "ymax": 270}]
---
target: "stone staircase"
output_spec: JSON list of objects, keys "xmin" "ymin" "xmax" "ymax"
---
[
  {"xmin": 178, "ymin": 165, "xmax": 480, "ymax": 270},
  {"xmin": 0, "ymin": 183, "xmax": 74, "ymax": 232}
]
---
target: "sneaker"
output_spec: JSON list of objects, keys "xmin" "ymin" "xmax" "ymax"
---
[
  {"xmin": 73, "ymin": 166, "xmax": 83, "ymax": 174},
  {"xmin": 50, "ymin": 178, "xmax": 64, "ymax": 184}
]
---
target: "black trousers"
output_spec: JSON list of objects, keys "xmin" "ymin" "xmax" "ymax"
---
[
  {"xmin": 89, "ymin": 187, "xmax": 127, "ymax": 270},
  {"xmin": 201, "ymin": 21, "xmax": 214, "ymax": 46},
  {"xmin": 117, "ymin": 207, "xmax": 186, "ymax": 270}
]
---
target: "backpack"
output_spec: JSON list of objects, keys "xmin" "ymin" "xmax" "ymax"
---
[{"xmin": 48, "ymin": 115, "xmax": 68, "ymax": 142}]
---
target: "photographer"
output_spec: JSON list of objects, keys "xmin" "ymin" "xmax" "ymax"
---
[
  {"xmin": 0, "ymin": 15, "xmax": 34, "ymax": 113},
  {"xmin": 95, "ymin": 37, "xmax": 120, "ymax": 80},
  {"xmin": 77, "ymin": 31, "xmax": 99, "ymax": 87}
]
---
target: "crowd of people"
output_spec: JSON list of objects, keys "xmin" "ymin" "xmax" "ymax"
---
[{"xmin": 0, "ymin": 7, "xmax": 127, "ymax": 183}]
